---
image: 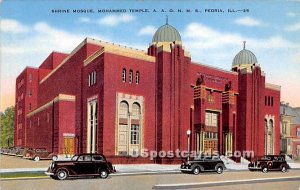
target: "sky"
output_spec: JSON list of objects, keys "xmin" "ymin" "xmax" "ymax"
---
[{"xmin": 1, "ymin": 0, "xmax": 300, "ymax": 112}]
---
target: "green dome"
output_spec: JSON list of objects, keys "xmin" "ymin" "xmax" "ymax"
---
[
  {"xmin": 232, "ymin": 42, "xmax": 257, "ymax": 67},
  {"xmin": 152, "ymin": 24, "xmax": 181, "ymax": 43}
]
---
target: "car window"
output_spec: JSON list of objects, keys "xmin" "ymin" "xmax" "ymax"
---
[
  {"xmin": 92, "ymin": 155, "xmax": 104, "ymax": 161},
  {"xmin": 72, "ymin": 156, "xmax": 78, "ymax": 161},
  {"xmin": 78, "ymin": 155, "xmax": 92, "ymax": 161}
]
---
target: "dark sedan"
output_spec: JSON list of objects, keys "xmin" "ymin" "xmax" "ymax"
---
[
  {"xmin": 180, "ymin": 155, "xmax": 226, "ymax": 175},
  {"xmin": 248, "ymin": 155, "xmax": 290, "ymax": 173},
  {"xmin": 45, "ymin": 153, "xmax": 116, "ymax": 180}
]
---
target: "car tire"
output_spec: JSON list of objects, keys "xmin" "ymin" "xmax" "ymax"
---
[
  {"xmin": 262, "ymin": 166, "xmax": 268, "ymax": 173},
  {"xmin": 56, "ymin": 169, "xmax": 68, "ymax": 180},
  {"xmin": 216, "ymin": 166, "xmax": 223, "ymax": 174},
  {"xmin": 34, "ymin": 156, "xmax": 40, "ymax": 161},
  {"xmin": 193, "ymin": 166, "xmax": 200, "ymax": 175},
  {"xmin": 99, "ymin": 169, "xmax": 109, "ymax": 179},
  {"xmin": 280, "ymin": 165, "xmax": 287, "ymax": 173},
  {"xmin": 52, "ymin": 155, "xmax": 58, "ymax": 161}
]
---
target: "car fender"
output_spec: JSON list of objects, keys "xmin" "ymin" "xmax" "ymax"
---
[
  {"xmin": 55, "ymin": 167, "xmax": 71, "ymax": 176},
  {"xmin": 215, "ymin": 163, "xmax": 225, "ymax": 170},
  {"xmin": 191, "ymin": 164, "xmax": 204, "ymax": 171}
]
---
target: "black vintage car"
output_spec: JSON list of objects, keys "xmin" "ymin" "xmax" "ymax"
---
[
  {"xmin": 45, "ymin": 153, "xmax": 116, "ymax": 180},
  {"xmin": 248, "ymin": 155, "xmax": 290, "ymax": 173},
  {"xmin": 180, "ymin": 155, "xmax": 226, "ymax": 175}
]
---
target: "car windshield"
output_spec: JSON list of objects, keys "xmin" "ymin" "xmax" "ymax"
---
[{"xmin": 71, "ymin": 155, "xmax": 78, "ymax": 161}]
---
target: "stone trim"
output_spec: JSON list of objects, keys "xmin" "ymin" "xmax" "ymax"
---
[{"xmin": 27, "ymin": 94, "xmax": 75, "ymax": 117}]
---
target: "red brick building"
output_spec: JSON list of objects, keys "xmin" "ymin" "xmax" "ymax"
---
[{"xmin": 14, "ymin": 22, "xmax": 281, "ymax": 163}]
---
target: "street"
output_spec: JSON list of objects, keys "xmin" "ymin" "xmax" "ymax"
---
[{"xmin": 1, "ymin": 170, "xmax": 300, "ymax": 190}]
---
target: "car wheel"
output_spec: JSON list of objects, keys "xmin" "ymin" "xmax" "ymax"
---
[
  {"xmin": 34, "ymin": 156, "xmax": 40, "ymax": 161},
  {"xmin": 99, "ymin": 169, "xmax": 109, "ymax": 179},
  {"xmin": 216, "ymin": 166, "xmax": 223, "ymax": 174},
  {"xmin": 52, "ymin": 155, "xmax": 58, "ymax": 161},
  {"xmin": 56, "ymin": 169, "xmax": 68, "ymax": 180},
  {"xmin": 193, "ymin": 166, "xmax": 200, "ymax": 175},
  {"xmin": 281, "ymin": 165, "xmax": 287, "ymax": 173},
  {"xmin": 262, "ymin": 166, "xmax": 268, "ymax": 173}
]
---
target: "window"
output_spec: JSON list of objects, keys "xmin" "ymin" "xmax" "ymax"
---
[
  {"xmin": 297, "ymin": 145, "xmax": 300, "ymax": 155},
  {"xmin": 208, "ymin": 94, "xmax": 213, "ymax": 103},
  {"xmin": 119, "ymin": 101, "xmax": 129, "ymax": 118},
  {"xmin": 136, "ymin": 71, "xmax": 140, "ymax": 84},
  {"xmin": 205, "ymin": 112, "xmax": 218, "ymax": 127},
  {"xmin": 132, "ymin": 103, "xmax": 140, "ymax": 119},
  {"xmin": 129, "ymin": 70, "xmax": 133, "ymax": 83},
  {"xmin": 29, "ymin": 103, "xmax": 32, "ymax": 111},
  {"xmin": 131, "ymin": 125, "xmax": 140, "ymax": 144},
  {"xmin": 122, "ymin": 68, "xmax": 126, "ymax": 82},
  {"xmin": 29, "ymin": 73, "xmax": 32, "ymax": 82},
  {"xmin": 297, "ymin": 128, "xmax": 300, "ymax": 137},
  {"xmin": 92, "ymin": 155, "xmax": 104, "ymax": 161},
  {"xmin": 78, "ymin": 155, "xmax": 91, "ymax": 161},
  {"xmin": 271, "ymin": 97, "xmax": 274, "ymax": 106},
  {"xmin": 268, "ymin": 96, "xmax": 270, "ymax": 106},
  {"xmin": 88, "ymin": 71, "xmax": 96, "ymax": 86},
  {"xmin": 37, "ymin": 117, "xmax": 40, "ymax": 126},
  {"xmin": 28, "ymin": 89, "xmax": 32, "ymax": 97},
  {"xmin": 265, "ymin": 96, "xmax": 267, "ymax": 106}
]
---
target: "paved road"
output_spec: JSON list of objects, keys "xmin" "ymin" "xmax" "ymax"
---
[{"xmin": 1, "ymin": 170, "xmax": 300, "ymax": 190}]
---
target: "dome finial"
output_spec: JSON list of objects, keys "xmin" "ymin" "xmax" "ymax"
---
[
  {"xmin": 243, "ymin": 41, "xmax": 246, "ymax": 50},
  {"xmin": 166, "ymin": 15, "xmax": 168, "ymax": 25}
]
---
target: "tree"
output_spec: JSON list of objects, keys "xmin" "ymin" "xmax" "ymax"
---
[{"xmin": 0, "ymin": 106, "xmax": 14, "ymax": 147}]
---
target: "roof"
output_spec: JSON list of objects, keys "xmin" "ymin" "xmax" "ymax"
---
[
  {"xmin": 281, "ymin": 104, "xmax": 300, "ymax": 124},
  {"xmin": 232, "ymin": 41, "xmax": 258, "ymax": 67},
  {"xmin": 152, "ymin": 23, "xmax": 181, "ymax": 43}
]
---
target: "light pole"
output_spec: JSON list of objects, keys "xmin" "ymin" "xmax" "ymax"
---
[{"xmin": 187, "ymin": 129, "xmax": 191, "ymax": 161}]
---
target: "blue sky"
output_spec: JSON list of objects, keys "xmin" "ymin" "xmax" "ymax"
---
[{"xmin": 1, "ymin": 0, "xmax": 300, "ymax": 111}]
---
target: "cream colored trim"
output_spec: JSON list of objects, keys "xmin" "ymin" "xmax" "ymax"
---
[
  {"xmin": 191, "ymin": 62, "xmax": 238, "ymax": 75},
  {"xmin": 84, "ymin": 48, "xmax": 105, "ymax": 66},
  {"xmin": 265, "ymin": 83, "xmax": 281, "ymax": 91},
  {"xmin": 84, "ymin": 46, "xmax": 155, "ymax": 67},
  {"xmin": 205, "ymin": 108, "xmax": 222, "ymax": 113},
  {"xmin": 27, "ymin": 94, "xmax": 75, "ymax": 117},
  {"xmin": 40, "ymin": 39, "xmax": 88, "ymax": 84}
]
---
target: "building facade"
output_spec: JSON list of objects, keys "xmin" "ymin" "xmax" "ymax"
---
[
  {"xmin": 14, "ymin": 22, "xmax": 281, "ymax": 163},
  {"xmin": 280, "ymin": 102, "xmax": 300, "ymax": 158}
]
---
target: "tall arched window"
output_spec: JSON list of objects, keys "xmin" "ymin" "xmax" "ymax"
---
[
  {"xmin": 132, "ymin": 103, "xmax": 141, "ymax": 119},
  {"xmin": 129, "ymin": 70, "xmax": 133, "ymax": 83},
  {"xmin": 122, "ymin": 68, "xmax": 126, "ymax": 82},
  {"xmin": 136, "ymin": 71, "xmax": 140, "ymax": 84},
  {"xmin": 119, "ymin": 101, "xmax": 129, "ymax": 118}
]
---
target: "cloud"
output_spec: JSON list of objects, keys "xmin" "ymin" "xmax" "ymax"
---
[
  {"xmin": 234, "ymin": 17, "xmax": 262, "ymax": 27},
  {"xmin": 97, "ymin": 13, "xmax": 135, "ymax": 27},
  {"xmin": 138, "ymin": 25, "xmax": 157, "ymax": 36},
  {"xmin": 285, "ymin": 22, "xmax": 300, "ymax": 31},
  {"xmin": 78, "ymin": 17, "xmax": 91, "ymax": 23},
  {"xmin": 0, "ymin": 18, "xmax": 29, "ymax": 33},
  {"xmin": 287, "ymin": 12, "xmax": 296, "ymax": 17}
]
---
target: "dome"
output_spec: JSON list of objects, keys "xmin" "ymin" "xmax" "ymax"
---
[
  {"xmin": 232, "ymin": 42, "xmax": 257, "ymax": 67},
  {"xmin": 152, "ymin": 23, "xmax": 181, "ymax": 43}
]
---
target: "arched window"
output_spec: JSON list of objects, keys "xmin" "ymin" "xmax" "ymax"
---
[
  {"xmin": 119, "ymin": 101, "xmax": 129, "ymax": 118},
  {"xmin": 129, "ymin": 70, "xmax": 133, "ymax": 83},
  {"xmin": 122, "ymin": 68, "xmax": 126, "ymax": 82},
  {"xmin": 136, "ymin": 71, "xmax": 140, "ymax": 84},
  {"xmin": 132, "ymin": 103, "xmax": 141, "ymax": 119}
]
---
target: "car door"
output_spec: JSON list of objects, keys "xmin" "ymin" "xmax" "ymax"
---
[
  {"xmin": 73, "ymin": 155, "xmax": 95, "ymax": 175},
  {"xmin": 92, "ymin": 155, "xmax": 105, "ymax": 173},
  {"xmin": 203, "ymin": 157, "xmax": 214, "ymax": 170}
]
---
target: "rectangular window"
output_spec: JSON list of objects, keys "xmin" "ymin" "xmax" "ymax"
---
[
  {"xmin": 297, "ymin": 128, "xmax": 300, "ymax": 137},
  {"xmin": 29, "ymin": 73, "xmax": 32, "ymax": 82},
  {"xmin": 205, "ymin": 112, "xmax": 218, "ymax": 127},
  {"xmin": 129, "ymin": 70, "xmax": 133, "ymax": 83},
  {"xmin": 88, "ymin": 71, "xmax": 96, "ymax": 86},
  {"xmin": 131, "ymin": 125, "xmax": 140, "ymax": 144},
  {"xmin": 136, "ymin": 71, "xmax": 139, "ymax": 84}
]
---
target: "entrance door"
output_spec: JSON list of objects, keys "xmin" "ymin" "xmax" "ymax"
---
[
  {"xmin": 87, "ymin": 100, "xmax": 98, "ymax": 153},
  {"xmin": 63, "ymin": 137, "xmax": 75, "ymax": 155},
  {"xmin": 118, "ymin": 124, "xmax": 128, "ymax": 155}
]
